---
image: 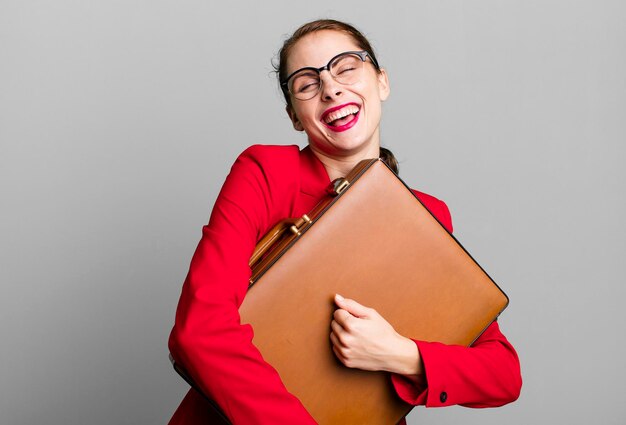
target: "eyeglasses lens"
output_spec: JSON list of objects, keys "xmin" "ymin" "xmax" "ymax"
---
[
  {"xmin": 330, "ymin": 54, "xmax": 364, "ymax": 84},
  {"xmin": 289, "ymin": 53, "xmax": 365, "ymax": 100},
  {"xmin": 289, "ymin": 70, "xmax": 320, "ymax": 100}
]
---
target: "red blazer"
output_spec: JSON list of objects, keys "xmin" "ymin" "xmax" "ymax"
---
[{"xmin": 168, "ymin": 144, "xmax": 522, "ymax": 424}]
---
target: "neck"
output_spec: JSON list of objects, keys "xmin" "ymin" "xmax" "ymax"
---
[{"xmin": 309, "ymin": 143, "xmax": 380, "ymax": 181}]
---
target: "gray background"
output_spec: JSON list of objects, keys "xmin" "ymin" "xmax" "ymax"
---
[{"xmin": 1, "ymin": 1, "xmax": 624, "ymax": 424}]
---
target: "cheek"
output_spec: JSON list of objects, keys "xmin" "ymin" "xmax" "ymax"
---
[
  {"xmin": 294, "ymin": 104, "xmax": 318, "ymax": 124},
  {"xmin": 362, "ymin": 87, "xmax": 383, "ymax": 115},
  {"xmin": 354, "ymin": 78, "xmax": 383, "ymax": 104}
]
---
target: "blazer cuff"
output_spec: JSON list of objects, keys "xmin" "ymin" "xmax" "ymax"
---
[
  {"xmin": 414, "ymin": 339, "xmax": 457, "ymax": 407},
  {"xmin": 391, "ymin": 339, "xmax": 459, "ymax": 407},
  {"xmin": 390, "ymin": 372, "xmax": 428, "ymax": 406}
]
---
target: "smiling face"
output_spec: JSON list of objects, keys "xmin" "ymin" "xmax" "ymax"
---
[{"xmin": 285, "ymin": 30, "xmax": 390, "ymax": 161}]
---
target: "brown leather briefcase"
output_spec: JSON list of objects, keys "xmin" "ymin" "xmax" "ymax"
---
[{"xmin": 172, "ymin": 158, "xmax": 509, "ymax": 424}]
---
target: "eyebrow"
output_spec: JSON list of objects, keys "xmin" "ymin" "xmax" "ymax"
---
[{"xmin": 294, "ymin": 69, "xmax": 319, "ymax": 77}]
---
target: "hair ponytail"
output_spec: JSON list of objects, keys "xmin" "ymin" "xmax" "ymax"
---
[{"xmin": 379, "ymin": 146, "xmax": 399, "ymax": 175}]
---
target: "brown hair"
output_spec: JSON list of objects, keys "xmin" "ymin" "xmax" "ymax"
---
[{"xmin": 274, "ymin": 19, "xmax": 399, "ymax": 175}]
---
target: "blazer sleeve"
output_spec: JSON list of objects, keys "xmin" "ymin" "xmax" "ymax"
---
[
  {"xmin": 168, "ymin": 145, "xmax": 316, "ymax": 424},
  {"xmin": 391, "ymin": 198, "xmax": 522, "ymax": 408}
]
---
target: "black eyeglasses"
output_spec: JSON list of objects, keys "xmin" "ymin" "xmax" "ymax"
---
[{"xmin": 281, "ymin": 50, "xmax": 380, "ymax": 101}]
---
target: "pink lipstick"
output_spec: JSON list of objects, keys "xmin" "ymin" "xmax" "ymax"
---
[{"xmin": 321, "ymin": 102, "xmax": 361, "ymax": 132}]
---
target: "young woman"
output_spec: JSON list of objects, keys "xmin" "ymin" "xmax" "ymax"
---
[{"xmin": 168, "ymin": 19, "xmax": 522, "ymax": 424}]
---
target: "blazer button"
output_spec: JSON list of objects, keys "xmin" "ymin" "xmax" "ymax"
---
[{"xmin": 440, "ymin": 391, "xmax": 448, "ymax": 403}]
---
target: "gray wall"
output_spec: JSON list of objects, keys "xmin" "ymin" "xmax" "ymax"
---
[{"xmin": 1, "ymin": 1, "xmax": 624, "ymax": 424}]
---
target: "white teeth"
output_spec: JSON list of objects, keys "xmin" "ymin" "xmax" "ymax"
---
[{"xmin": 324, "ymin": 105, "xmax": 360, "ymax": 124}]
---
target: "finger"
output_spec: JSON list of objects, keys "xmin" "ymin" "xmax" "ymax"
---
[
  {"xmin": 330, "ymin": 319, "xmax": 343, "ymax": 335},
  {"xmin": 332, "ymin": 344, "xmax": 343, "ymax": 361},
  {"xmin": 333, "ymin": 308, "xmax": 354, "ymax": 328},
  {"xmin": 330, "ymin": 331, "xmax": 344, "ymax": 349},
  {"xmin": 332, "ymin": 344, "xmax": 349, "ymax": 366},
  {"xmin": 336, "ymin": 295, "xmax": 372, "ymax": 319},
  {"xmin": 332, "ymin": 345, "xmax": 355, "ymax": 369},
  {"xmin": 330, "ymin": 321, "xmax": 349, "ymax": 346}
]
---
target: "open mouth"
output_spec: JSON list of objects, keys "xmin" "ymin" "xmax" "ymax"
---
[{"xmin": 321, "ymin": 103, "xmax": 361, "ymax": 131}]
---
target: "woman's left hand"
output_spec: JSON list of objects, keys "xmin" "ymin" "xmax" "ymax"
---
[{"xmin": 330, "ymin": 294, "xmax": 424, "ymax": 376}]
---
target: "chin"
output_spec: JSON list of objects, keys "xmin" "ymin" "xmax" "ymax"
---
[{"xmin": 326, "ymin": 139, "xmax": 374, "ymax": 156}]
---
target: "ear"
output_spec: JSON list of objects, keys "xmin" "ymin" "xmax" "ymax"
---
[
  {"xmin": 377, "ymin": 68, "xmax": 390, "ymax": 101},
  {"xmin": 286, "ymin": 105, "xmax": 304, "ymax": 131}
]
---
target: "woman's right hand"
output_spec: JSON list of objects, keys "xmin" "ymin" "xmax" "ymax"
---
[{"xmin": 330, "ymin": 294, "xmax": 425, "ymax": 378}]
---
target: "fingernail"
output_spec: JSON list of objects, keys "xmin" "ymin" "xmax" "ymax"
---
[{"xmin": 335, "ymin": 294, "xmax": 344, "ymax": 302}]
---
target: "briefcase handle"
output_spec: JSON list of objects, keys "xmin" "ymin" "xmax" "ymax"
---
[
  {"xmin": 248, "ymin": 216, "xmax": 311, "ymax": 269},
  {"xmin": 247, "ymin": 176, "xmax": 351, "ymax": 275},
  {"xmin": 248, "ymin": 174, "xmax": 354, "ymax": 270}
]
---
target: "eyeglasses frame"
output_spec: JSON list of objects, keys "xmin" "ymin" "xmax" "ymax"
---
[{"xmin": 280, "ymin": 50, "xmax": 380, "ymax": 99}]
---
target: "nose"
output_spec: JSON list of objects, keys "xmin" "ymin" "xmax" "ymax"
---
[{"xmin": 319, "ymin": 70, "xmax": 342, "ymax": 100}]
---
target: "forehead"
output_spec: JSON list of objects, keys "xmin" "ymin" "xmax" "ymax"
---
[{"xmin": 286, "ymin": 30, "xmax": 361, "ymax": 74}]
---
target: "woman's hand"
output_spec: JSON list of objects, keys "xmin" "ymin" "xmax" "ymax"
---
[{"xmin": 330, "ymin": 294, "xmax": 425, "ymax": 377}]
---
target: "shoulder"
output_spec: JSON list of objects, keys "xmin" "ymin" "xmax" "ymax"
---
[
  {"xmin": 411, "ymin": 189, "xmax": 454, "ymax": 234},
  {"xmin": 226, "ymin": 144, "xmax": 301, "ymax": 198},
  {"xmin": 223, "ymin": 144, "xmax": 301, "ymax": 235},
  {"xmin": 235, "ymin": 144, "xmax": 300, "ymax": 170}
]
